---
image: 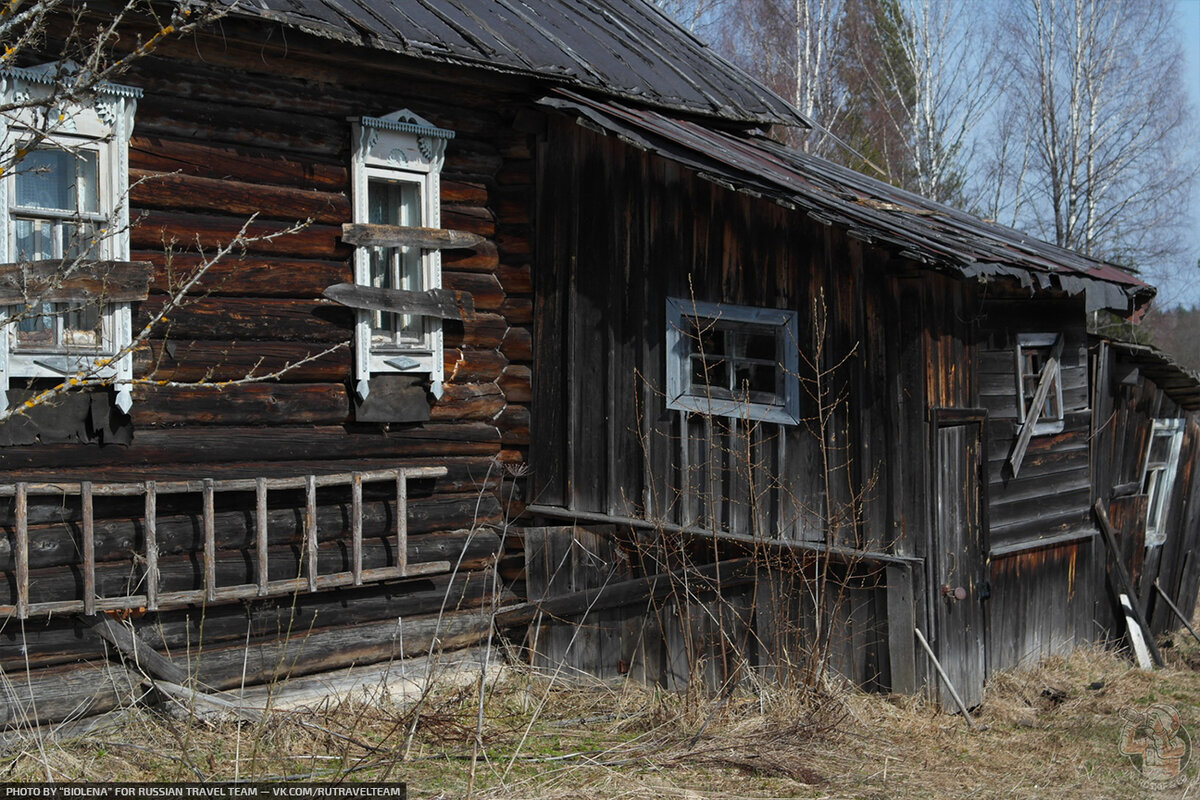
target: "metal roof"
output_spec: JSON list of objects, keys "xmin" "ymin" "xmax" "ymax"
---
[
  {"xmin": 540, "ymin": 90, "xmax": 1153, "ymax": 313},
  {"xmin": 1105, "ymin": 340, "xmax": 1200, "ymax": 411},
  {"xmin": 220, "ymin": 0, "xmax": 809, "ymax": 128}
]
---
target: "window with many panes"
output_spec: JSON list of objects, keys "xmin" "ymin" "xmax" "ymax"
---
[
  {"xmin": 666, "ymin": 298, "xmax": 799, "ymax": 425},
  {"xmin": 0, "ymin": 64, "xmax": 139, "ymax": 412},
  {"xmin": 1142, "ymin": 418, "xmax": 1184, "ymax": 547},
  {"xmin": 1015, "ymin": 333, "xmax": 1064, "ymax": 435},
  {"xmin": 350, "ymin": 110, "xmax": 452, "ymax": 400}
]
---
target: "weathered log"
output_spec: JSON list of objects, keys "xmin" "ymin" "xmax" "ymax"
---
[
  {"xmin": 0, "ymin": 457, "xmax": 502, "ymax": 524},
  {"xmin": 0, "ymin": 260, "xmax": 152, "ymax": 303},
  {"xmin": 1, "ymin": 495, "xmax": 502, "ymax": 572},
  {"xmin": 443, "ymin": 271, "xmax": 504, "ymax": 311},
  {"xmin": 13, "ymin": 528, "xmax": 498, "ymax": 608},
  {"xmin": 0, "ymin": 423, "xmax": 501, "ymax": 470},
  {"xmin": 133, "ymin": 383, "xmax": 351, "ymax": 426},
  {"xmin": 0, "ymin": 568, "xmax": 502, "ymax": 671},
  {"xmin": 496, "ymin": 405, "xmax": 531, "ymax": 445},
  {"xmin": 499, "ymin": 297, "xmax": 533, "ymax": 325},
  {"xmin": 0, "ymin": 606, "xmax": 493, "ymax": 726},
  {"xmin": 137, "ymin": 251, "xmax": 351, "ymax": 298},
  {"xmin": 444, "ymin": 312, "xmax": 508, "ymax": 350},
  {"xmin": 133, "ymin": 339, "xmax": 350, "ymax": 383},
  {"xmin": 128, "ymin": 135, "xmax": 348, "ymax": 192},
  {"xmin": 444, "ymin": 349, "xmax": 509, "ymax": 383},
  {"xmin": 497, "ymin": 263, "xmax": 532, "ymax": 295},
  {"xmin": 431, "ymin": 383, "xmax": 505, "ymax": 422},
  {"xmin": 84, "ymin": 615, "xmax": 190, "ymax": 684},
  {"xmin": 135, "ymin": 296, "xmax": 353, "ymax": 342},
  {"xmin": 442, "ymin": 240, "xmax": 500, "ymax": 272},
  {"xmin": 132, "ymin": 210, "xmax": 349, "ymax": 259},
  {"xmin": 131, "ymin": 170, "xmax": 349, "ymax": 225},
  {"xmin": 501, "ymin": 326, "xmax": 533, "ymax": 362},
  {"xmin": 442, "ymin": 180, "xmax": 488, "ymax": 205},
  {"xmin": 340, "ymin": 224, "xmax": 485, "ymax": 251},
  {"xmin": 323, "ymin": 283, "xmax": 475, "ymax": 321},
  {"xmin": 499, "ymin": 365, "xmax": 532, "ymax": 404}
]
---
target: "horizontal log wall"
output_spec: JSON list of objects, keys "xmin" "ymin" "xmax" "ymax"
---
[{"xmin": 0, "ymin": 22, "xmax": 535, "ymax": 716}]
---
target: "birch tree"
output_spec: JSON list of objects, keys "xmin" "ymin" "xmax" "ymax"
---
[{"xmin": 986, "ymin": 0, "xmax": 1195, "ymax": 275}]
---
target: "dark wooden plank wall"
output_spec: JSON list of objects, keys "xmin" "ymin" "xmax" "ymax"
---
[
  {"xmin": 1091, "ymin": 345, "xmax": 1200, "ymax": 637},
  {"xmin": 520, "ymin": 526, "xmax": 892, "ymax": 691},
  {"xmin": 0, "ymin": 25, "xmax": 535, "ymax": 713},
  {"xmin": 532, "ymin": 120, "xmax": 965, "ymax": 564}
]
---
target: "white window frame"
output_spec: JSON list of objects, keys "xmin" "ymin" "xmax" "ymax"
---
[
  {"xmin": 1014, "ymin": 333, "xmax": 1064, "ymax": 435},
  {"xmin": 350, "ymin": 110, "xmax": 453, "ymax": 400},
  {"xmin": 1142, "ymin": 418, "xmax": 1185, "ymax": 547},
  {"xmin": 0, "ymin": 63, "xmax": 139, "ymax": 412},
  {"xmin": 665, "ymin": 297, "xmax": 800, "ymax": 425}
]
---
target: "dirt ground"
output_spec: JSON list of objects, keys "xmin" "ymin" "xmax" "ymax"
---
[{"xmin": 3, "ymin": 631, "xmax": 1199, "ymax": 798}]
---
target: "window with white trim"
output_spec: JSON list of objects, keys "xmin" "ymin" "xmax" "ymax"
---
[
  {"xmin": 350, "ymin": 110, "xmax": 452, "ymax": 400},
  {"xmin": 1142, "ymin": 418, "xmax": 1184, "ymax": 547},
  {"xmin": 666, "ymin": 298, "xmax": 800, "ymax": 425},
  {"xmin": 0, "ymin": 63, "xmax": 139, "ymax": 413},
  {"xmin": 1015, "ymin": 333, "xmax": 1064, "ymax": 435}
]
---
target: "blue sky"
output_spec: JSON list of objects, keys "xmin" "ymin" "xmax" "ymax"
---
[{"xmin": 1166, "ymin": 0, "xmax": 1200, "ymax": 308}]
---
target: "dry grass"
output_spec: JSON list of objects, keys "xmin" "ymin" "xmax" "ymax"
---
[{"xmin": 3, "ymin": 633, "xmax": 1200, "ymax": 798}]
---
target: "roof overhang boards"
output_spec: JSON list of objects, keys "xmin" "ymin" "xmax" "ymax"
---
[{"xmin": 537, "ymin": 92, "xmax": 1150, "ymax": 317}]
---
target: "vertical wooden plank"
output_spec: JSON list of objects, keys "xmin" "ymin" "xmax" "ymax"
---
[
  {"xmin": 305, "ymin": 474, "xmax": 317, "ymax": 591},
  {"xmin": 255, "ymin": 477, "xmax": 268, "ymax": 596},
  {"xmin": 203, "ymin": 478, "xmax": 216, "ymax": 602},
  {"xmin": 886, "ymin": 563, "xmax": 917, "ymax": 693},
  {"xmin": 396, "ymin": 470, "xmax": 408, "ymax": 575},
  {"xmin": 82, "ymin": 481, "xmax": 95, "ymax": 615},
  {"xmin": 15, "ymin": 483, "xmax": 28, "ymax": 620},
  {"xmin": 145, "ymin": 481, "xmax": 159, "ymax": 611},
  {"xmin": 352, "ymin": 472, "xmax": 364, "ymax": 585}
]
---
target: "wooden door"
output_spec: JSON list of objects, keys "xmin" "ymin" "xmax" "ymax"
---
[{"xmin": 931, "ymin": 410, "xmax": 988, "ymax": 709}]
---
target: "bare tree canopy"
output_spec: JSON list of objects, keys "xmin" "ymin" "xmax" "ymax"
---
[{"xmin": 657, "ymin": 0, "xmax": 1198, "ymax": 304}]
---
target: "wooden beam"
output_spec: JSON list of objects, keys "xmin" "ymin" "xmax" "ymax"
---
[
  {"xmin": 144, "ymin": 481, "xmax": 158, "ymax": 611},
  {"xmin": 82, "ymin": 482, "xmax": 95, "ymax": 616},
  {"xmin": 0, "ymin": 260, "xmax": 153, "ymax": 303},
  {"xmin": 1095, "ymin": 500, "xmax": 1164, "ymax": 667},
  {"xmin": 85, "ymin": 614, "xmax": 190, "ymax": 684},
  {"xmin": 323, "ymin": 282, "xmax": 475, "ymax": 320},
  {"xmin": 341, "ymin": 223, "xmax": 485, "ymax": 250},
  {"xmin": 15, "ymin": 483, "xmax": 28, "ymax": 620}
]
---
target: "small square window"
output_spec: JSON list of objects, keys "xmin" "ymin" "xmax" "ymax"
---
[
  {"xmin": 666, "ymin": 298, "xmax": 799, "ymax": 425},
  {"xmin": 1143, "ymin": 419, "xmax": 1184, "ymax": 547},
  {"xmin": 1015, "ymin": 333, "xmax": 1064, "ymax": 434}
]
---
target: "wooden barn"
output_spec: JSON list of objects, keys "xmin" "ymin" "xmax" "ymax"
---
[{"xmin": 0, "ymin": 0, "xmax": 1190, "ymax": 725}]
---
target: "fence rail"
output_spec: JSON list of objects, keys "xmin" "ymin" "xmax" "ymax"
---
[{"xmin": 1, "ymin": 467, "xmax": 449, "ymax": 619}]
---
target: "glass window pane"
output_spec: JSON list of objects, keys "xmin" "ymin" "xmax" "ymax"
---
[
  {"xmin": 76, "ymin": 151, "xmax": 100, "ymax": 214},
  {"xmin": 1149, "ymin": 432, "xmax": 1173, "ymax": 466},
  {"xmin": 63, "ymin": 222, "xmax": 99, "ymax": 260},
  {"xmin": 16, "ymin": 149, "xmax": 74, "ymax": 210},
  {"xmin": 62, "ymin": 302, "xmax": 102, "ymax": 348},
  {"xmin": 367, "ymin": 179, "xmax": 423, "ymax": 344},
  {"xmin": 15, "ymin": 301, "xmax": 55, "ymax": 348},
  {"xmin": 14, "ymin": 218, "xmax": 55, "ymax": 260}
]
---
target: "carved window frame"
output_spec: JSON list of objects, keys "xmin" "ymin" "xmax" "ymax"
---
[
  {"xmin": 0, "ymin": 64, "xmax": 140, "ymax": 412},
  {"xmin": 350, "ymin": 110, "xmax": 453, "ymax": 400}
]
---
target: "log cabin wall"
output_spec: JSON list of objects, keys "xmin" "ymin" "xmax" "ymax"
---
[
  {"xmin": 0, "ymin": 22, "xmax": 535, "ymax": 723},
  {"xmin": 1091, "ymin": 343, "xmax": 1200, "ymax": 639},
  {"xmin": 976, "ymin": 294, "xmax": 1099, "ymax": 673}
]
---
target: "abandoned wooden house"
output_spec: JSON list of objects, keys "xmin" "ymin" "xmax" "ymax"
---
[{"xmin": 0, "ymin": 0, "xmax": 1194, "ymax": 726}]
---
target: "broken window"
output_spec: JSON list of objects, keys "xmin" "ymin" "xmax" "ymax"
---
[
  {"xmin": 666, "ymin": 298, "xmax": 799, "ymax": 425},
  {"xmin": 1015, "ymin": 333, "xmax": 1064, "ymax": 435},
  {"xmin": 1142, "ymin": 419, "xmax": 1184, "ymax": 547}
]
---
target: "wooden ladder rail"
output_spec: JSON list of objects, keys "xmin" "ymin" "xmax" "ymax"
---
[{"xmin": 1, "ymin": 466, "xmax": 448, "ymax": 618}]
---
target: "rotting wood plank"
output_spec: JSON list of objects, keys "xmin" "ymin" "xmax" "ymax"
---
[
  {"xmin": 256, "ymin": 477, "xmax": 268, "ymax": 596},
  {"xmin": 82, "ymin": 481, "xmax": 95, "ymax": 616},
  {"xmin": 323, "ymin": 283, "xmax": 475, "ymax": 321},
  {"xmin": 15, "ymin": 482, "xmax": 28, "ymax": 619},
  {"xmin": 85, "ymin": 615, "xmax": 189, "ymax": 684},
  {"xmin": 0, "ymin": 260, "xmax": 153, "ymax": 303},
  {"xmin": 1095, "ymin": 500, "xmax": 1163, "ymax": 667},
  {"xmin": 145, "ymin": 481, "xmax": 159, "ymax": 611},
  {"xmin": 203, "ymin": 478, "xmax": 216, "ymax": 603},
  {"xmin": 340, "ymin": 224, "xmax": 485, "ymax": 250}
]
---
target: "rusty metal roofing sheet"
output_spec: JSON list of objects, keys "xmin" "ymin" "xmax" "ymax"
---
[
  {"xmin": 541, "ymin": 90, "xmax": 1152, "ymax": 312},
  {"xmin": 1105, "ymin": 340, "xmax": 1200, "ymax": 411},
  {"xmin": 220, "ymin": 0, "xmax": 809, "ymax": 127}
]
